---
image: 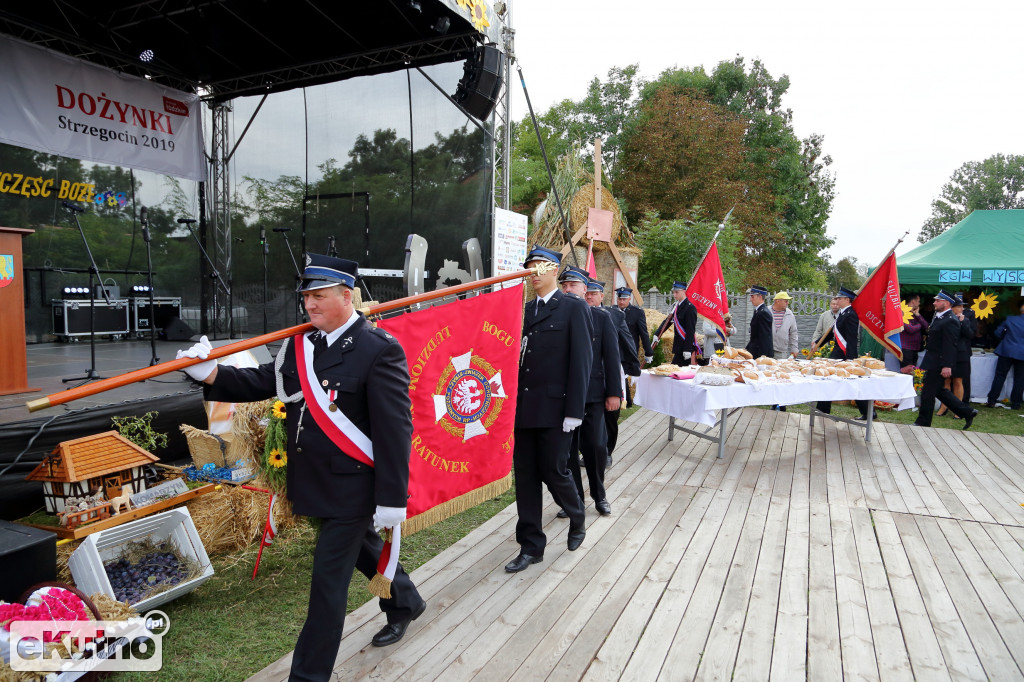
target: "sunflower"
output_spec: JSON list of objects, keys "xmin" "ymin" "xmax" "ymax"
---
[
  {"xmin": 972, "ymin": 291, "xmax": 999, "ymax": 320},
  {"xmin": 271, "ymin": 400, "xmax": 286, "ymax": 420},
  {"xmin": 900, "ymin": 299, "xmax": 913, "ymax": 324},
  {"xmin": 269, "ymin": 449, "xmax": 287, "ymax": 468}
]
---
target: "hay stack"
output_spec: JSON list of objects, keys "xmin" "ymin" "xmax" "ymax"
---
[
  {"xmin": 187, "ymin": 477, "xmax": 295, "ymax": 556},
  {"xmin": 533, "ymin": 182, "xmax": 637, "ymax": 251}
]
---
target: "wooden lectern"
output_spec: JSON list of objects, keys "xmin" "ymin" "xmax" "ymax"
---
[{"xmin": 0, "ymin": 227, "xmax": 39, "ymax": 395}]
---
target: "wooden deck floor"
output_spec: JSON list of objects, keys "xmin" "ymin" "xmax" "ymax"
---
[{"xmin": 250, "ymin": 408, "xmax": 1024, "ymax": 681}]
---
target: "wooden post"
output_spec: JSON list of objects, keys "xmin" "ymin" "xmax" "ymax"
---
[
  {"xmin": 0, "ymin": 227, "xmax": 39, "ymax": 395},
  {"xmin": 594, "ymin": 138, "xmax": 602, "ymax": 210}
]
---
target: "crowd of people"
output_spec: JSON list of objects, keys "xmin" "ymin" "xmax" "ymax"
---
[{"xmin": 172, "ymin": 247, "xmax": 1021, "ymax": 680}]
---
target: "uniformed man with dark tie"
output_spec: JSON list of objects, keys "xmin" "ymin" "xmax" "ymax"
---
[
  {"xmin": 177, "ymin": 253, "xmax": 425, "ymax": 681},
  {"xmin": 914, "ymin": 290, "xmax": 978, "ymax": 428},
  {"xmin": 593, "ymin": 283, "xmax": 636, "ymax": 466},
  {"xmin": 745, "ymin": 285, "xmax": 775, "ymax": 360},
  {"xmin": 654, "ymin": 281, "xmax": 698, "ymax": 366},
  {"xmin": 616, "ymin": 286, "xmax": 654, "ymax": 408},
  {"xmin": 506, "ymin": 246, "xmax": 592, "ymax": 573},
  {"xmin": 814, "ymin": 287, "xmax": 871, "ymax": 419},
  {"xmin": 555, "ymin": 268, "xmax": 618, "ymax": 516}
]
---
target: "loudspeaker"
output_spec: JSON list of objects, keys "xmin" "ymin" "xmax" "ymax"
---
[
  {"xmin": 161, "ymin": 316, "xmax": 196, "ymax": 341},
  {"xmin": 454, "ymin": 45, "xmax": 504, "ymax": 120}
]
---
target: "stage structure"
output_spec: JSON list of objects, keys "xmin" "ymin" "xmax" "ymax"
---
[{"xmin": 0, "ymin": 0, "xmax": 509, "ymax": 340}]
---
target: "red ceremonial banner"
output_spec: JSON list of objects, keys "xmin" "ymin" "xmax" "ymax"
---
[
  {"xmin": 376, "ymin": 284, "xmax": 524, "ymax": 532},
  {"xmin": 853, "ymin": 251, "xmax": 904, "ymax": 360},
  {"xmin": 687, "ymin": 241, "xmax": 730, "ymax": 342}
]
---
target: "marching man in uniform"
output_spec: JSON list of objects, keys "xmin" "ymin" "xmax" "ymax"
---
[
  {"xmin": 814, "ymin": 287, "xmax": 871, "ymax": 420},
  {"xmin": 745, "ymin": 285, "xmax": 774, "ymax": 360},
  {"xmin": 177, "ymin": 253, "xmax": 425, "ymax": 681},
  {"xmin": 654, "ymin": 281, "xmax": 698, "ymax": 366},
  {"xmin": 506, "ymin": 246, "xmax": 592, "ymax": 573}
]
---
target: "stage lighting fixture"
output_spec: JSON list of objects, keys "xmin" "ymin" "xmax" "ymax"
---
[
  {"xmin": 408, "ymin": 0, "xmax": 422, "ymax": 12},
  {"xmin": 139, "ymin": 49, "xmax": 154, "ymax": 63},
  {"xmin": 494, "ymin": 1, "xmax": 507, "ymax": 16},
  {"xmin": 433, "ymin": 17, "xmax": 450, "ymax": 34},
  {"xmin": 131, "ymin": 284, "xmax": 153, "ymax": 295}
]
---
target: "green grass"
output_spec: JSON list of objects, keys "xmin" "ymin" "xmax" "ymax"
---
[
  {"xmin": 110, "ymin": 486, "xmax": 517, "ymax": 681},
  {"xmin": 765, "ymin": 401, "xmax": 1024, "ymax": 437}
]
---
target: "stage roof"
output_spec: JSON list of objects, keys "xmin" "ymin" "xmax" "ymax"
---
[{"xmin": 0, "ymin": 0, "xmax": 496, "ymax": 102}]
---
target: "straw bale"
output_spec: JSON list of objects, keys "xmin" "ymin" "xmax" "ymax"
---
[
  {"xmin": 185, "ymin": 473, "xmax": 295, "ymax": 556},
  {"xmin": 90, "ymin": 592, "xmax": 139, "ymax": 620}
]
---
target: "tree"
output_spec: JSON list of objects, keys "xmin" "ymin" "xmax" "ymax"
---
[
  {"xmin": 918, "ymin": 153, "xmax": 1024, "ymax": 242},
  {"xmin": 625, "ymin": 57, "xmax": 835, "ymax": 287},
  {"xmin": 634, "ymin": 208, "xmax": 744, "ymax": 295},
  {"xmin": 825, "ymin": 257, "xmax": 864, "ymax": 292}
]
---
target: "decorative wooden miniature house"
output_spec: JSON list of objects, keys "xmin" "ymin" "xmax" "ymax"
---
[{"xmin": 25, "ymin": 431, "xmax": 159, "ymax": 514}]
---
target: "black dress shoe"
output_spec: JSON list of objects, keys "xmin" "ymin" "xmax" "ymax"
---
[
  {"xmin": 963, "ymin": 409, "xmax": 978, "ymax": 430},
  {"xmin": 595, "ymin": 499, "xmax": 611, "ymax": 516},
  {"xmin": 505, "ymin": 553, "xmax": 542, "ymax": 573},
  {"xmin": 567, "ymin": 525, "xmax": 586, "ymax": 551},
  {"xmin": 556, "ymin": 508, "xmax": 569, "ymax": 519},
  {"xmin": 371, "ymin": 599, "xmax": 426, "ymax": 647},
  {"xmin": 984, "ymin": 401, "xmax": 996, "ymax": 408}
]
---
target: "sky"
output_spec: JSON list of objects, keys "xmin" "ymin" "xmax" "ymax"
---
[{"xmin": 505, "ymin": 0, "xmax": 1024, "ymax": 268}]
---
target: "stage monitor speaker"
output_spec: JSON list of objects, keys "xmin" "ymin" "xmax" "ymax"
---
[
  {"xmin": 161, "ymin": 317, "xmax": 195, "ymax": 341},
  {"xmin": 454, "ymin": 45, "xmax": 504, "ymax": 121}
]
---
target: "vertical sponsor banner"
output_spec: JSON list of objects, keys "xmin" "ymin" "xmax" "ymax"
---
[
  {"xmin": 492, "ymin": 207, "xmax": 528, "ymax": 288},
  {"xmin": 377, "ymin": 284, "xmax": 523, "ymax": 532},
  {"xmin": 853, "ymin": 251, "xmax": 904, "ymax": 360},
  {"xmin": 0, "ymin": 36, "xmax": 205, "ymax": 181},
  {"xmin": 687, "ymin": 241, "xmax": 730, "ymax": 341}
]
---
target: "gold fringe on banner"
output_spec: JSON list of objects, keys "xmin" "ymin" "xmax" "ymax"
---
[
  {"xmin": 367, "ymin": 573, "xmax": 392, "ymax": 599},
  {"xmin": 400, "ymin": 472, "xmax": 513, "ymax": 537}
]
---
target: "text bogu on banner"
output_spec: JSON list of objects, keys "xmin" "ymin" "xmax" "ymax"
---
[{"xmin": 377, "ymin": 284, "xmax": 524, "ymax": 532}]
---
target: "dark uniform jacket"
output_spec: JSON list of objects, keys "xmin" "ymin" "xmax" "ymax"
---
[
  {"xmin": 745, "ymin": 303, "xmax": 775, "ymax": 359},
  {"xmin": 956, "ymin": 310, "xmax": 976, "ymax": 362},
  {"xmin": 921, "ymin": 311, "xmax": 960, "ymax": 372},
  {"xmin": 622, "ymin": 304, "xmax": 654, "ymax": 357},
  {"xmin": 588, "ymin": 307, "xmax": 622, "ymax": 403},
  {"xmin": 517, "ymin": 290, "xmax": 594, "ymax": 429},
  {"xmin": 816, "ymin": 305, "xmax": 860, "ymax": 360},
  {"xmin": 205, "ymin": 314, "xmax": 413, "ymax": 519},
  {"xmin": 603, "ymin": 305, "xmax": 640, "ymax": 376},
  {"xmin": 655, "ymin": 298, "xmax": 698, "ymax": 357}
]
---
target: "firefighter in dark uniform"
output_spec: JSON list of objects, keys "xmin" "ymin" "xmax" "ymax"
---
[
  {"xmin": 814, "ymin": 287, "xmax": 871, "ymax": 419},
  {"xmin": 505, "ymin": 246, "xmax": 592, "ymax": 573},
  {"xmin": 654, "ymin": 281, "xmax": 699, "ymax": 366},
  {"xmin": 177, "ymin": 253, "xmax": 425, "ymax": 682},
  {"xmin": 915, "ymin": 290, "xmax": 978, "ymax": 428},
  {"xmin": 616, "ymin": 286, "xmax": 654, "ymax": 408},
  {"xmin": 745, "ymin": 285, "xmax": 775, "ymax": 360},
  {"xmin": 555, "ymin": 269, "xmax": 618, "ymax": 516},
  {"xmin": 595, "ymin": 284, "xmax": 636, "ymax": 466}
]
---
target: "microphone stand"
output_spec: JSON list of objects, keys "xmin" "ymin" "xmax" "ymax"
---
[
  {"xmin": 261, "ymin": 226, "xmax": 269, "ymax": 334},
  {"xmin": 61, "ymin": 201, "xmax": 109, "ymax": 384},
  {"xmin": 140, "ymin": 207, "xmax": 159, "ymax": 366},
  {"xmin": 179, "ymin": 218, "xmax": 231, "ymax": 340},
  {"xmin": 274, "ymin": 227, "xmax": 304, "ymax": 325}
]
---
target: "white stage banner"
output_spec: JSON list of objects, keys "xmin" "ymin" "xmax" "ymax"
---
[{"xmin": 0, "ymin": 36, "xmax": 205, "ymax": 182}]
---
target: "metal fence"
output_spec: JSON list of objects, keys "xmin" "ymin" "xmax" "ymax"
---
[{"xmin": 645, "ymin": 289, "xmax": 834, "ymax": 349}]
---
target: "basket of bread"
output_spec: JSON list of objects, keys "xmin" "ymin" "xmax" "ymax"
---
[{"xmin": 650, "ymin": 363, "xmax": 683, "ymax": 377}]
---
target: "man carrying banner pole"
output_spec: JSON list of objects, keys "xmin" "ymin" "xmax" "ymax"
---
[
  {"xmin": 177, "ymin": 253, "xmax": 425, "ymax": 681},
  {"xmin": 505, "ymin": 246, "xmax": 592, "ymax": 573}
]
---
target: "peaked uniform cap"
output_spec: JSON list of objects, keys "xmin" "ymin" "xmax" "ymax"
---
[
  {"xmin": 297, "ymin": 253, "xmax": 357, "ymax": 292},
  {"xmin": 587, "ymin": 280, "xmax": 606, "ymax": 292},
  {"xmin": 558, "ymin": 266, "xmax": 589, "ymax": 283},
  {"xmin": 615, "ymin": 287, "xmax": 632, "ymax": 298},
  {"xmin": 837, "ymin": 287, "xmax": 858, "ymax": 300},
  {"xmin": 748, "ymin": 285, "xmax": 769, "ymax": 296},
  {"xmin": 671, "ymin": 281, "xmax": 687, "ymax": 291},
  {"xmin": 523, "ymin": 245, "xmax": 561, "ymax": 267}
]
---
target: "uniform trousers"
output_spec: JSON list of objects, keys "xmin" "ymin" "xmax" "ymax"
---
[
  {"xmin": 513, "ymin": 427, "xmax": 585, "ymax": 556},
  {"xmin": 815, "ymin": 399, "xmax": 870, "ymax": 417},
  {"xmin": 915, "ymin": 369, "xmax": 974, "ymax": 426},
  {"xmin": 988, "ymin": 355, "xmax": 1024, "ymax": 407},
  {"xmin": 567, "ymin": 401, "xmax": 609, "ymax": 503},
  {"xmin": 290, "ymin": 518, "xmax": 421, "ymax": 681},
  {"xmin": 604, "ymin": 407, "xmax": 619, "ymax": 457}
]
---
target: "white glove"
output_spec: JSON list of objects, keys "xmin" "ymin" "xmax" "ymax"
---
[
  {"xmin": 176, "ymin": 335, "xmax": 216, "ymax": 381},
  {"xmin": 644, "ymin": 356, "xmax": 653, "ymax": 365},
  {"xmin": 562, "ymin": 417, "xmax": 582, "ymax": 433},
  {"xmin": 374, "ymin": 505, "xmax": 407, "ymax": 531}
]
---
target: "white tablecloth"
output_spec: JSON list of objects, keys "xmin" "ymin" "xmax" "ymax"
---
[
  {"xmin": 635, "ymin": 370, "xmax": 917, "ymax": 427},
  {"xmin": 884, "ymin": 351, "xmax": 1014, "ymax": 402}
]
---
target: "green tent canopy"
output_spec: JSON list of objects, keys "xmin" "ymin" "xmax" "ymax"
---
[{"xmin": 896, "ymin": 209, "xmax": 1024, "ymax": 286}]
